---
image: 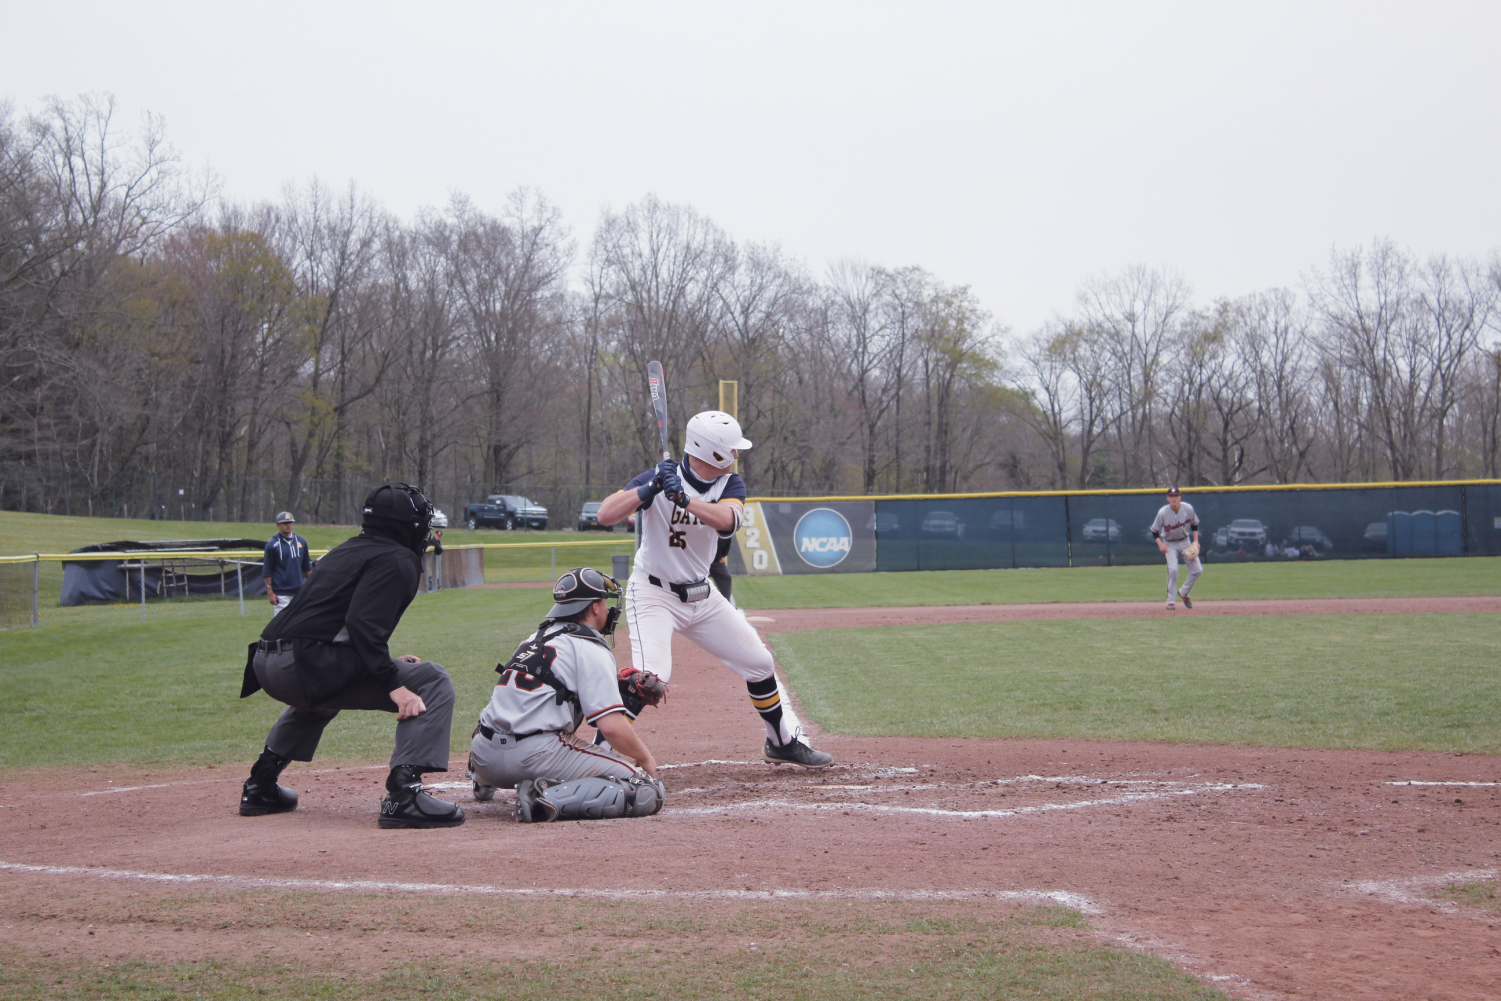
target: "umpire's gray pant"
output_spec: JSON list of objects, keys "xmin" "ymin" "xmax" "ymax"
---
[
  {"xmin": 1164, "ymin": 540, "xmax": 1202, "ymax": 600},
  {"xmin": 253, "ymin": 648, "xmax": 454, "ymax": 773},
  {"xmin": 468, "ymin": 728, "xmax": 639, "ymax": 789}
]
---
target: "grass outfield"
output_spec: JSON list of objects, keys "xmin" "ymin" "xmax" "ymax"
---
[
  {"xmin": 0, "ymin": 587, "xmax": 559, "ymax": 771},
  {"xmin": 772, "ymin": 614, "xmax": 1501, "ymax": 753},
  {"xmin": 3, "ymin": 571, "xmax": 1497, "ymax": 769},
  {"xmin": 736, "ymin": 556, "xmax": 1501, "ymax": 607}
]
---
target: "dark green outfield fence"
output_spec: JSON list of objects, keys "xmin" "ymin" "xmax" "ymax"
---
[{"xmin": 728, "ymin": 480, "xmax": 1501, "ymax": 575}]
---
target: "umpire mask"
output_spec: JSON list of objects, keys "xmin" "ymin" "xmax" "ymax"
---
[{"xmin": 361, "ymin": 483, "xmax": 435, "ymax": 556}]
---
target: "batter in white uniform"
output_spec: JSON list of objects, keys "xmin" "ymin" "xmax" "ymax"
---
[
  {"xmin": 596, "ymin": 411, "xmax": 833, "ymax": 767},
  {"xmin": 467, "ymin": 567, "xmax": 666, "ymax": 822},
  {"xmin": 1149, "ymin": 485, "xmax": 1201, "ymax": 610}
]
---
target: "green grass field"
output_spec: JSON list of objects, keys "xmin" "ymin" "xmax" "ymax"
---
[
  {"xmin": 736, "ymin": 556, "xmax": 1501, "ymax": 607},
  {"xmin": 772, "ymin": 614, "xmax": 1501, "ymax": 753},
  {"xmin": 1, "ymin": 556, "xmax": 1497, "ymax": 770}
]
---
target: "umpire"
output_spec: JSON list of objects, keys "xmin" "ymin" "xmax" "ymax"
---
[{"xmin": 237, "ymin": 483, "xmax": 465, "ymax": 829}]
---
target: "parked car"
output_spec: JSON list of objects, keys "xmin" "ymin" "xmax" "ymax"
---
[
  {"xmin": 919, "ymin": 510, "xmax": 965, "ymax": 539},
  {"xmin": 988, "ymin": 509, "xmax": 1025, "ymax": 536},
  {"xmin": 1080, "ymin": 518, "xmax": 1120, "ymax": 542},
  {"xmin": 1363, "ymin": 521, "xmax": 1388, "ymax": 551},
  {"xmin": 464, "ymin": 494, "xmax": 548, "ymax": 531},
  {"xmin": 1286, "ymin": 525, "xmax": 1333, "ymax": 551},
  {"xmin": 577, "ymin": 500, "xmax": 615, "ymax": 532},
  {"xmin": 867, "ymin": 512, "xmax": 901, "ymax": 534},
  {"xmin": 1226, "ymin": 518, "xmax": 1268, "ymax": 546},
  {"xmin": 1213, "ymin": 526, "xmax": 1230, "ymax": 549},
  {"xmin": 430, "ymin": 508, "xmax": 449, "ymax": 529}
]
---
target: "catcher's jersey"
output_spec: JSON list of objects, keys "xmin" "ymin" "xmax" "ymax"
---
[
  {"xmin": 1150, "ymin": 502, "xmax": 1199, "ymax": 542},
  {"xmin": 478, "ymin": 628, "xmax": 625, "ymax": 736},
  {"xmin": 625, "ymin": 461, "xmax": 745, "ymax": 584}
]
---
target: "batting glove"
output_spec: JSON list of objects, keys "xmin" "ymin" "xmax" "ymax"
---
[
  {"xmin": 636, "ymin": 478, "xmax": 662, "ymax": 504},
  {"xmin": 661, "ymin": 470, "xmax": 688, "ymax": 507}
]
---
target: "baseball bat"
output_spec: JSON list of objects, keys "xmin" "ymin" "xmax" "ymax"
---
[
  {"xmin": 647, "ymin": 360, "xmax": 685, "ymax": 506},
  {"xmin": 647, "ymin": 360, "xmax": 670, "ymax": 461}
]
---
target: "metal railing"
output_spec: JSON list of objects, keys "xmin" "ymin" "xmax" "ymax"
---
[{"xmin": 0, "ymin": 539, "xmax": 637, "ymax": 630}]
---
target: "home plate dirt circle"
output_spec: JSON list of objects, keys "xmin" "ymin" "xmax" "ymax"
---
[{"xmin": 0, "ymin": 599, "xmax": 1496, "ymax": 1001}]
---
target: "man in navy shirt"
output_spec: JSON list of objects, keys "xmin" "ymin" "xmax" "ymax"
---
[{"xmin": 263, "ymin": 512, "xmax": 312, "ymax": 616}]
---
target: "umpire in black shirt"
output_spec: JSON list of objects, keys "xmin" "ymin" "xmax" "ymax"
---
[{"xmin": 237, "ymin": 483, "xmax": 464, "ymax": 829}]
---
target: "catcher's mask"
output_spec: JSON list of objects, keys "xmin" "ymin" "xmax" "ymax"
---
[{"xmin": 549, "ymin": 567, "xmax": 622, "ymax": 636}]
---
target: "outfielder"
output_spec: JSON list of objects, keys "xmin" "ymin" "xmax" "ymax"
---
[
  {"xmin": 595, "ymin": 410, "xmax": 833, "ymax": 767},
  {"xmin": 467, "ymin": 567, "xmax": 666, "ymax": 822},
  {"xmin": 1150, "ymin": 485, "xmax": 1201, "ymax": 610}
]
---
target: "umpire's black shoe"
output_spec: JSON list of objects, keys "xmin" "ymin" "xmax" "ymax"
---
[
  {"xmin": 239, "ymin": 748, "xmax": 298, "ymax": 816},
  {"xmin": 763, "ymin": 739, "xmax": 834, "ymax": 768},
  {"xmin": 378, "ymin": 766, "xmax": 465, "ymax": 829}
]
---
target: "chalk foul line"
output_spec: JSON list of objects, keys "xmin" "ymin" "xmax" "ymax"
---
[
  {"xmin": 671, "ymin": 782, "xmax": 1260, "ymax": 819},
  {"xmin": 0, "ymin": 860, "xmax": 1098, "ymax": 912}
]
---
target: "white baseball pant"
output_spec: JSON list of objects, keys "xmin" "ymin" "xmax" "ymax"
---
[
  {"xmin": 1164, "ymin": 540, "xmax": 1202, "ymax": 600},
  {"xmin": 624, "ymin": 572, "xmax": 804, "ymax": 745}
]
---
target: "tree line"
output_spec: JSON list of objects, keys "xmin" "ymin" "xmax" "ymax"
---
[{"xmin": 2, "ymin": 96, "xmax": 1499, "ymax": 524}]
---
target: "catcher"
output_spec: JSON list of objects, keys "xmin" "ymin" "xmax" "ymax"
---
[
  {"xmin": 1150, "ymin": 486, "xmax": 1202, "ymax": 610},
  {"xmin": 467, "ymin": 567, "xmax": 668, "ymax": 822}
]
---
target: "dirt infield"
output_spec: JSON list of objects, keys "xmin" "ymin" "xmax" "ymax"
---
[{"xmin": 1, "ymin": 599, "xmax": 1498, "ymax": 999}]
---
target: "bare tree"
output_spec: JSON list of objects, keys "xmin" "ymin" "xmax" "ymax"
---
[{"xmin": 1075, "ymin": 265, "xmax": 1191, "ymax": 486}]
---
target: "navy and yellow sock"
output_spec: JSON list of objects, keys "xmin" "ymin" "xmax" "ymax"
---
[{"xmin": 746, "ymin": 677, "xmax": 786, "ymax": 744}]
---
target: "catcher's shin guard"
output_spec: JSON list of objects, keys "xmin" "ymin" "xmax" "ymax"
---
[
  {"xmin": 515, "ymin": 774, "xmax": 665, "ymax": 822},
  {"xmin": 239, "ymin": 747, "xmax": 298, "ymax": 816}
]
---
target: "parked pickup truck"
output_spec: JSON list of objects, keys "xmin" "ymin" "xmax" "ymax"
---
[{"xmin": 463, "ymin": 494, "xmax": 548, "ymax": 531}]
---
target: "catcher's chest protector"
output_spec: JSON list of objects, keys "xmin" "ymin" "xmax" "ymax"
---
[{"xmin": 499, "ymin": 621, "xmax": 611, "ymax": 707}]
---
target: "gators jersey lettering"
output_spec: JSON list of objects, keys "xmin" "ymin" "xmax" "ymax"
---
[{"xmin": 626, "ymin": 460, "xmax": 745, "ymax": 583}]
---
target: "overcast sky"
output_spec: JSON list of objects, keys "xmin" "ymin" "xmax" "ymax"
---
[{"xmin": 3, "ymin": 1, "xmax": 1499, "ymax": 338}]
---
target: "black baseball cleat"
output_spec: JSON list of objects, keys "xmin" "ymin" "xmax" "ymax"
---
[
  {"xmin": 763, "ymin": 739, "xmax": 834, "ymax": 768},
  {"xmin": 378, "ymin": 765, "xmax": 465, "ymax": 829},
  {"xmin": 239, "ymin": 748, "xmax": 298, "ymax": 816},
  {"xmin": 1181, "ymin": 594, "xmax": 1193, "ymax": 609}
]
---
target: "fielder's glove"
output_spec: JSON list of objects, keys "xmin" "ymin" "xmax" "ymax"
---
[
  {"xmin": 618, "ymin": 667, "xmax": 668, "ymax": 717},
  {"xmin": 1182, "ymin": 541, "xmax": 1200, "ymax": 561}
]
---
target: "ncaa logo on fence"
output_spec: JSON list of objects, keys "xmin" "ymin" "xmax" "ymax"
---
[{"xmin": 793, "ymin": 507, "xmax": 852, "ymax": 568}]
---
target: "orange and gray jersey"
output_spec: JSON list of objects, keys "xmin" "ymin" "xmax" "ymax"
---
[{"xmin": 478, "ymin": 630, "xmax": 625, "ymax": 737}]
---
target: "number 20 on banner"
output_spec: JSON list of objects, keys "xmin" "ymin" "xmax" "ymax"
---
[{"xmin": 737, "ymin": 502, "xmax": 779, "ymax": 574}]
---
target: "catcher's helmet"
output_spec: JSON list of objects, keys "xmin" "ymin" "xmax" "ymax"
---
[
  {"xmin": 685, "ymin": 411, "xmax": 752, "ymax": 469},
  {"xmin": 548, "ymin": 566, "xmax": 622, "ymax": 634}
]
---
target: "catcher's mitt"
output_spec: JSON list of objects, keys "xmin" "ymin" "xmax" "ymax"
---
[
  {"xmin": 1182, "ymin": 541, "xmax": 1200, "ymax": 561},
  {"xmin": 618, "ymin": 667, "xmax": 668, "ymax": 716}
]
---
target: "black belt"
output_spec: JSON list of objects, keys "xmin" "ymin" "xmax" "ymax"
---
[
  {"xmin": 255, "ymin": 639, "xmax": 292, "ymax": 654},
  {"xmin": 647, "ymin": 574, "xmax": 710, "ymax": 601},
  {"xmin": 476, "ymin": 724, "xmax": 552, "ymax": 742}
]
